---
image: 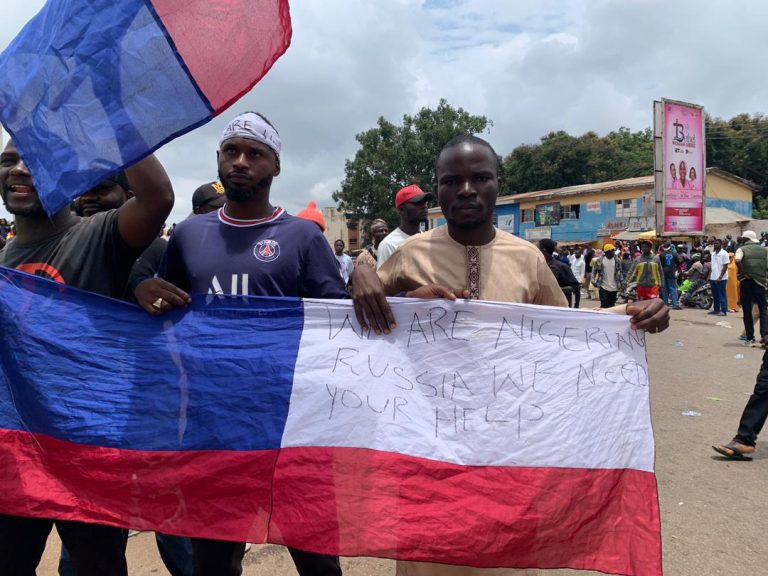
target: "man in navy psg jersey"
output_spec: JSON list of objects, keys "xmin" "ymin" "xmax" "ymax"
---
[{"xmin": 156, "ymin": 112, "xmax": 344, "ymax": 575}]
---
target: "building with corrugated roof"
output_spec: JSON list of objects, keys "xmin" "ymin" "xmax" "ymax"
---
[{"xmin": 427, "ymin": 168, "xmax": 758, "ymax": 244}]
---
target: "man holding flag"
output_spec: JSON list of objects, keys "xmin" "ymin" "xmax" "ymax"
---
[
  {"xmin": 156, "ymin": 111, "xmax": 345, "ymax": 575},
  {"xmin": 351, "ymin": 134, "xmax": 669, "ymax": 575},
  {"xmin": 0, "ymin": 140, "xmax": 174, "ymax": 574}
]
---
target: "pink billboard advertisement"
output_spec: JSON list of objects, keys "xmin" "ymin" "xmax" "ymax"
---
[{"xmin": 663, "ymin": 101, "xmax": 705, "ymax": 234}]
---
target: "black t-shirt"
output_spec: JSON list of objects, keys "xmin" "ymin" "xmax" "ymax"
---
[
  {"xmin": 0, "ymin": 210, "xmax": 140, "ymax": 298},
  {"xmin": 125, "ymin": 236, "xmax": 168, "ymax": 300},
  {"xmin": 584, "ymin": 250, "xmax": 594, "ymax": 273},
  {"xmin": 549, "ymin": 259, "xmax": 581, "ymax": 291}
]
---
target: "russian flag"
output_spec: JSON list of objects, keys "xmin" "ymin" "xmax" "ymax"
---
[
  {"xmin": 0, "ymin": 267, "xmax": 661, "ymax": 576},
  {"xmin": 0, "ymin": 0, "xmax": 291, "ymax": 214}
]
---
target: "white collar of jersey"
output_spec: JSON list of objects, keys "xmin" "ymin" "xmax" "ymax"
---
[{"xmin": 218, "ymin": 206, "xmax": 284, "ymax": 227}]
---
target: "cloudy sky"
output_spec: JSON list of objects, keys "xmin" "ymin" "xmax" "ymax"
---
[{"xmin": 2, "ymin": 0, "xmax": 767, "ymax": 224}]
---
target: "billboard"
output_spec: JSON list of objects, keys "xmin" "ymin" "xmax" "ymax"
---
[
  {"xmin": 535, "ymin": 203, "xmax": 560, "ymax": 226},
  {"xmin": 654, "ymin": 99, "xmax": 706, "ymax": 235}
]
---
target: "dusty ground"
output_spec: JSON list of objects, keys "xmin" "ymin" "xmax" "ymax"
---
[{"xmin": 35, "ymin": 305, "xmax": 767, "ymax": 575}]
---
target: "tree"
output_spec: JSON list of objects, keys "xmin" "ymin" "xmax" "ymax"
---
[
  {"xmin": 501, "ymin": 127, "xmax": 653, "ymax": 194},
  {"xmin": 706, "ymin": 113, "xmax": 768, "ymax": 193},
  {"xmin": 333, "ymin": 100, "xmax": 491, "ymax": 231}
]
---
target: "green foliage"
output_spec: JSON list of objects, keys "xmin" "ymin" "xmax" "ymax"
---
[
  {"xmin": 753, "ymin": 196, "xmax": 768, "ymax": 219},
  {"xmin": 336, "ymin": 106, "xmax": 768, "ymax": 229},
  {"xmin": 332, "ymin": 100, "xmax": 491, "ymax": 229},
  {"xmin": 706, "ymin": 113, "xmax": 768, "ymax": 197},
  {"xmin": 501, "ymin": 127, "xmax": 653, "ymax": 194}
]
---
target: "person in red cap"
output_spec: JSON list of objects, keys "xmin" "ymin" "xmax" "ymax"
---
[{"xmin": 376, "ymin": 184, "xmax": 432, "ymax": 269}]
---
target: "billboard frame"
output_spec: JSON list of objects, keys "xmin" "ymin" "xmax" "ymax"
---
[{"xmin": 653, "ymin": 98, "xmax": 706, "ymax": 237}]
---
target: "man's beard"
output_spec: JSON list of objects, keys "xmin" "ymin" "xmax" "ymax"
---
[
  {"xmin": 449, "ymin": 217, "xmax": 485, "ymax": 230},
  {"xmin": 446, "ymin": 207, "xmax": 489, "ymax": 230},
  {"xmin": 219, "ymin": 170, "xmax": 272, "ymax": 202},
  {"xmin": 2, "ymin": 196, "xmax": 47, "ymax": 218}
]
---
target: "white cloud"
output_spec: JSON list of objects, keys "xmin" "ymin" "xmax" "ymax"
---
[{"xmin": 2, "ymin": 0, "xmax": 768, "ymax": 224}]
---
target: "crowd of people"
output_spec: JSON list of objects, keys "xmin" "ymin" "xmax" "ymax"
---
[
  {"xmin": 0, "ymin": 109, "xmax": 709, "ymax": 576},
  {"xmin": 530, "ymin": 234, "xmax": 768, "ymax": 322}
]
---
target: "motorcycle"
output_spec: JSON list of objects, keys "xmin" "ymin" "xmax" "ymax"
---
[
  {"xmin": 680, "ymin": 281, "xmax": 712, "ymax": 309},
  {"xmin": 619, "ymin": 281, "xmax": 637, "ymax": 303}
]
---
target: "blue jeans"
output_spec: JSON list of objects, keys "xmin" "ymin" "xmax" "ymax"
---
[
  {"xmin": 710, "ymin": 279, "xmax": 728, "ymax": 314},
  {"xmin": 662, "ymin": 276, "xmax": 679, "ymax": 307}
]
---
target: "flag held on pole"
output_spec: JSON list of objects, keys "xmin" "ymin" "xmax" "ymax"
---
[{"xmin": 0, "ymin": 0, "xmax": 292, "ymax": 214}]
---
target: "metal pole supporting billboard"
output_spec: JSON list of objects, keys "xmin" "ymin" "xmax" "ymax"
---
[{"xmin": 653, "ymin": 101, "xmax": 664, "ymax": 237}]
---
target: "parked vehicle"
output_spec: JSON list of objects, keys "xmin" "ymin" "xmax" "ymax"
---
[
  {"xmin": 619, "ymin": 281, "xmax": 637, "ymax": 303},
  {"xmin": 680, "ymin": 281, "xmax": 712, "ymax": 309}
]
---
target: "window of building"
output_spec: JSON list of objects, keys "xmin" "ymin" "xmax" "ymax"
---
[
  {"xmin": 560, "ymin": 204, "xmax": 580, "ymax": 220},
  {"xmin": 615, "ymin": 199, "xmax": 638, "ymax": 218},
  {"xmin": 521, "ymin": 209, "xmax": 535, "ymax": 223}
]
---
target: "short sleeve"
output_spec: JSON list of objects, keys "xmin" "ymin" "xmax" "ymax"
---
[{"xmin": 300, "ymin": 228, "xmax": 348, "ymax": 299}]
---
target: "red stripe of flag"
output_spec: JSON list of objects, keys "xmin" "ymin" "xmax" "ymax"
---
[
  {"xmin": 150, "ymin": 0, "xmax": 292, "ymax": 112},
  {"xmin": 271, "ymin": 447, "xmax": 662, "ymax": 576}
]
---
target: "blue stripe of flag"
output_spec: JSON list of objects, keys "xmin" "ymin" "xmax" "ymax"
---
[
  {"xmin": 0, "ymin": 0, "xmax": 212, "ymax": 214},
  {"xmin": 0, "ymin": 267, "xmax": 300, "ymax": 451}
]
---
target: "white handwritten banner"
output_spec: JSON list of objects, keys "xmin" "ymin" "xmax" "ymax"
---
[
  {"xmin": 274, "ymin": 299, "xmax": 660, "ymax": 576},
  {"xmin": 286, "ymin": 299, "xmax": 652, "ymax": 471},
  {"xmin": 0, "ymin": 268, "xmax": 660, "ymax": 575}
]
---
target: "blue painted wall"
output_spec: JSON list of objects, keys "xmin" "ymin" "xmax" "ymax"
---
[
  {"xmin": 705, "ymin": 198, "xmax": 752, "ymax": 217},
  {"xmin": 432, "ymin": 196, "xmax": 751, "ymax": 239},
  {"xmin": 518, "ymin": 198, "xmax": 629, "ymax": 241}
]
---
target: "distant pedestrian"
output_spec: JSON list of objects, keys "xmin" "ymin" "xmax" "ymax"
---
[
  {"xmin": 658, "ymin": 244, "xmax": 681, "ymax": 310},
  {"xmin": 569, "ymin": 249, "xmax": 585, "ymax": 308},
  {"xmin": 592, "ymin": 243, "xmax": 624, "ymax": 308},
  {"xmin": 583, "ymin": 246, "xmax": 596, "ymax": 300},
  {"xmin": 626, "ymin": 240, "xmax": 663, "ymax": 301},
  {"xmin": 334, "ymin": 239, "xmax": 354, "ymax": 287},
  {"xmin": 355, "ymin": 218, "xmax": 389, "ymax": 269},
  {"xmin": 735, "ymin": 230, "xmax": 768, "ymax": 346},
  {"xmin": 709, "ymin": 238, "xmax": 730, "ymax": 316}
]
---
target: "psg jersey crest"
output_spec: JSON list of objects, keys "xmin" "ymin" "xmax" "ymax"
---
[{"xmin": 254, "ymin": 239, "xmax": 280, "ymax": 262}]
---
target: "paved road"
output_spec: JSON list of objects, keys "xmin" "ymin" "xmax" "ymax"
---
[{"xmin": 36, "ymin": 305, "xmax": 768, "ymax": 575}]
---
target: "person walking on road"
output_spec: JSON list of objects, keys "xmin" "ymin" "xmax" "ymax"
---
[
  {"xmin": 569, "ymin": 248, "xmax": 585, "ymax": 309},
  {"xmin": 713, "ymin": 338, "xmax": 768, "ymax": 460},
  {"xmin": 658, "ymin": 243, "xmax": 682, "ymax": 310},
  {"xmin": 626, "ymin": 240, "xmax": 663, "ymax": 301},
  {"xmin": 736, "ymin": 230, "xmax": 768, "ymax": 346},
  {"xmin": 591, "ymin": 243, "xmax": 624, "ymax": 309},
  {"xmin": 709, "ymin": 239, "xmax": 730, "ymax": 316}
]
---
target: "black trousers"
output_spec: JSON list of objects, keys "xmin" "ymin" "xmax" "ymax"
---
[
  {"xmin": 0, "ymin": 515, "xmax": 127, "ymax": 576},
  {"xmin": 599, "ymin": 288, "xmax": 618, "ymax": 309},
  {"xmin": 735, "ymin": 350, "xmax": 768, "ymax": 447},
  {"xmin": 740, "ymin": 279, "xmax": 768, "ymax": 341},
  {"xmin": 192, "ymin": 538, "xmax": 342, "ymax": 576},
  {"xmin": 565, "ymin": 289, "xmax": 581, "ymax": 309}
]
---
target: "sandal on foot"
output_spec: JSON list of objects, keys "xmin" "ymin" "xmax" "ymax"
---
[{"xmin": 712, "ymin": 441, "xmax": 755, "ymax": 461}]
